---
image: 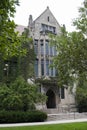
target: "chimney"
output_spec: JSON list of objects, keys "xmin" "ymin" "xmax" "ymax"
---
[{"xmin": 28, "ymin": 15, "xmax": 33, "ymax": 28}]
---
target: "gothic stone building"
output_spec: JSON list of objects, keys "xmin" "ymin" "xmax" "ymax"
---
[{"xmin": 22, "ymin": 7, "xmax": 75, "ymax": 112}]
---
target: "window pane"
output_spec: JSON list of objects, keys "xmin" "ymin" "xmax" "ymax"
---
[
  {"xmin": 61, "ymin": 87, "xmax": 65, "ymax": 99},
  {"xmin": 40, "ymin": 40, "xmax": 44, "ymax": 55},
  {"xmin": 50, "ymin": 46, "xmax": 53, "ymax": 56},
  {"xmin": 41, "ymin": 59, "xmax": 44, "ymax": 76},
  {"xmin": 34, "ymin": 59, "xmax": 38, "ymax": 77},
  {"xmin": 41, "ymin": 24, "xmax": 45, "ymax": 32},
  {"xmin": 45, "ymin": 40, "xmax": 49, "ymax": 55},
  {"xmin": 34, "ymin": 40, "xmax": 38, "ymax": 55},
  {"xmin": 50, "ymin": 60, "xmax": 53, "ymax": 76},
  {"xmin": 46, "ymin": 60, "xmax": 49, "ymax": 75}
]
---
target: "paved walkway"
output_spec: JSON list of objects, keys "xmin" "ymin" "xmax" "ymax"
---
[{"xmin": 0, "ymin": 118, "xmax": 87, "ymax": 127}]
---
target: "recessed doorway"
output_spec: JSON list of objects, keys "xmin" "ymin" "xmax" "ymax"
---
[{"xmin": 46, "ymin": 89, "xmax": 56, "ymax": 108}]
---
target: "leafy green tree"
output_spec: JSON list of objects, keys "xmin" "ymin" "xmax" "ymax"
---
[
  {"xmin": 0, "ymin": 0, "xmax": 28, "ymax": 83},
  {"xmin": 0, "ymin": 82, "xmax": 23, "ymax": 111},
  {"xmin": 17, "ymin": 28, "xmax": 35, "ymax": 80},
  {"xmin": 0, "ymin": 0, "xmax": 26, "ymax": 60},
  {"xmin": 0, "ymin": 76, "xmax": 46, "ymax": 111},
  {"xmin": 50, "ymin": 0, "xmax": 87, "ymax": 86},
  {"xmin": 73, "ymin": 0, "xmax": 87, "ymax": 35},
  {"xmin": 10, "ymin": 76, "xmax": 37, "ymax": 111},
  {"xmin": 76, "ymin": 80, "xmax": 87, "ymax": 112},
  {"xmin": 0, "ymin": 28, "xmax": 35, "ymax": 83},
  {"xmin": 49, "ymin": 0, "xmax": 87, "ymax": 111}
]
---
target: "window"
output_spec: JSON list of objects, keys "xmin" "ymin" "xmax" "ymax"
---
[
  {"xmin": 61, "ymin": 87, "xmax": 65, "ymax": 99},
  {"xmin": 34, "ymin": 59, "xmax": 38, "ymax": 77},
  {"xmin": 41, "ymin": 24, "xmax": 45, "ymax": 32},
  {"xmin": 41, "ymin": 24, "xmax": 56, "ymax": 34},
  {"xmin": 47, "ymin": 16, "xmax": 49, "ymax": 22},
  {"xmin": 45, "ymin": 40, "xmax": 49, "ymax": 55},
  {"xmin": 53, "ymin": 27, "xmax": 56, "ymax": 33},
  {"xmin": 45, "ymin": 25, "xmax": 48, "ymax": 31},
  {"xmin": 51, "ymin": 68, "xmax": 53, "ymax": 76},
  {"xmin": 50, "ymin": 46, "xmax": 53, "ymax": 56},
  {"xmin": 46, "ymin": 60, "xmax": 49, "ymax": 75},
  {"xmin": 34, "ymin": 40, "xmax": 38, "ymax": 55},
  {"xmin": 40, "ymin": 40, "xmax": 44, "ymax": 55},
  {"xmin": 50, "ymin": 60, "xmax": 53, "ymax": 76},
  {"xmin": 41, "ymin": 59, "xmax": 44, "ymax": 76},
  {"xmin": 54, "ymin": 46, "xmax": 57, "ymax": 55}
]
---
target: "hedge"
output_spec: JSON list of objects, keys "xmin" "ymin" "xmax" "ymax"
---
[{"xmin": 0, "ymin": 110, "xmax": 47, "ymax": 123}]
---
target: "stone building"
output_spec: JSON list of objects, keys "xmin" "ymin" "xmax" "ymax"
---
[{"xmin": 18, "ymin": 7, "xmax": 76, "ymax": 113}]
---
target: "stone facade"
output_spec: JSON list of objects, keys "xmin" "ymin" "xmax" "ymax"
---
[{"xmin": 28, "ymin": 7, "xmax": 75, "ymax": 111}]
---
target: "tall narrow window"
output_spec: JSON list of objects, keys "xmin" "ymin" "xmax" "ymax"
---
[
  {"xmin": 45, "ymin": 40, "xmax": 49, "ymax": 55},
  {"xmin": 34, "ymin": 59, "xmax": 38, "ymax": 77},
  {"xmin": 34, "ymin": 40, "xmax": 38, "ymax": 55},
  {"xmin": 40, "ymin": 40, "xmax": 44, "ymax": 55},
  {"xmin": 50, "ymin": 46, "xmax": 53, "ymax": 56},
  {"xmin": 61, "ymin": 87, "xmax": 65, "ymax": 99},
  {"xmin": 41, "ymin": 59, "xmax": 44, "ymax": 76},
  {"xmin": 46, "ymin": 60, "xmax": 49, "ymax": 75},
  {"xmin": 50, "ymin": 60, "xmax": 53, "ymax": 76},
  {"xmin": 48, "ymin": 16, "xmax": 49, "ymax": 22},
  {"xmin": 53, "ymin": 27, "xmax": 56, "ymax": 34},
  {"xmin": 41, "ymin": 24, "xmax": 45, "ymax": 32}
]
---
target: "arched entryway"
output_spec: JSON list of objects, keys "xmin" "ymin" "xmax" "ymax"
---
[{"xmin": 46, "ymin": 89, "xmax": 56, "ymax": 108}]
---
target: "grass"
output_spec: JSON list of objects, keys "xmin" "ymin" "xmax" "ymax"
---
[{"xmin": 0, "ymin": 122, "xmax": 87, "ymax": 130}]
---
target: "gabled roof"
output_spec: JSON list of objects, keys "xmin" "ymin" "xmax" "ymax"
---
[{"xmin": 34, "ymin": 6, "xmax": 60, "ymax": 26}]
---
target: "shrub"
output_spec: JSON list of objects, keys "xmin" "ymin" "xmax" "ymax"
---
[
  {"xmin": 76, "ymin": 87, "xmax": 87, "ymax": 112},
  {"xmin": 0, "ymin": 110, "xmax": 47, "ymax": 123},
  {"xmin": 0, "ymin": 77, "xmax": 46, "ymax": 111}
]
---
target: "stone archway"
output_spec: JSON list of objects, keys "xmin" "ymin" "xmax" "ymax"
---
[{"xmin": 46, "ymin": 89, "xmax": 56, "ymax": 108}]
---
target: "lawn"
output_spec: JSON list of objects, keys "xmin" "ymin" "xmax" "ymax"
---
[{"xmin": 0, "ymin": 122, "xmax": 87, "ymax": 130}]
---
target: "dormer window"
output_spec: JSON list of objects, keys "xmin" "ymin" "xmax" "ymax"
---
[{"xmin": 47, "ymin": 16, "xmax": 49, "ymax": 22}]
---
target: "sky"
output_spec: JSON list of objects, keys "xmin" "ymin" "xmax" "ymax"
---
[{"xmin": 14, "ymin": 0, "xmax": 83, "ymax": 32}]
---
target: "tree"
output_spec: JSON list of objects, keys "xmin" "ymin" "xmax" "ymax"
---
[
  {"xmin": 0, "ymin": 76, "xmax": 46, "ymax": 111},
  {"xmin": 76, "ymin": 80, "xmax": 87, "ymax": 112},
  {"xmin": 73, "ymin": 0, "xmax": 87, "ymax": 35},
  {"xmin": 17, "ymin": 28, "xmax": 35, "ymax": 80},
  {"xmin": 0, "ymin": 0, "xmax": 26, "ymax": 60},
  {"xmin": 49, "ymin": 0, "xmax": 87, "ymax": 111},
  {"xmin": 50, "ymin": 0, "xmax": 87, "ymax": 87},
  {"xmin": 0, "ymin": 27, "xmax": 35, "ymax": 83}
]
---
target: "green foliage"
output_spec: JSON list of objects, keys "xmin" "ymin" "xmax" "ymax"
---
[
  {"xmin": 10, "ymin": 76, "xmax": 37, "ymax": 111},
  {"xmin": 50, "ymin": 30, "xmax": 85, "ymax": 86},
  {"xmin": 0, "ymin": 0, "xmax": 26, "ymax": 60},
  {"xmin": 17, "ymin": 28, "xmax": 35, "ymax": 80},
  {"xmin": 76, "ymin": 79, "xmax": 87, "ymax": 112},
  {"xmin": 73, "ymin": 0, "xmax": 87, "ymax": 35},
  {"xmin": 0, "ymin": 83, "xmax": 23, "ymax": 111},
  {"xmin": 49, "ymin": 0, "xmax": 87, "ymax": 87},
  {"xmin": 0, "ymin": 1, "xmax": 34, "ymax": 82},
  {"xmin": 0, "ymin": 83, "xmax": 10, "ymax": 110},
  {"xmin": 0, "ymin": 28, "xmax": 35, "ymax": 83},
  {"xmin": 0, "ymin": 110, "xmax": 47, "ymax": 123},
  {"xmin": 49, "ymin": 0, "xmax": 87, "ymax": 110},
  {"xmin": 0, "ymin": 76, "xmax": 46, "ymax": 111}
]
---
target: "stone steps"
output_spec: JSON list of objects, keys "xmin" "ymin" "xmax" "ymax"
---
[
  {"xmin": 47, "ymin": 113, "xmax": 87, "ymax": 121},
  {"xmin": 42, "ymin": 106, "xmax": 77, "ymax": 114}
]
